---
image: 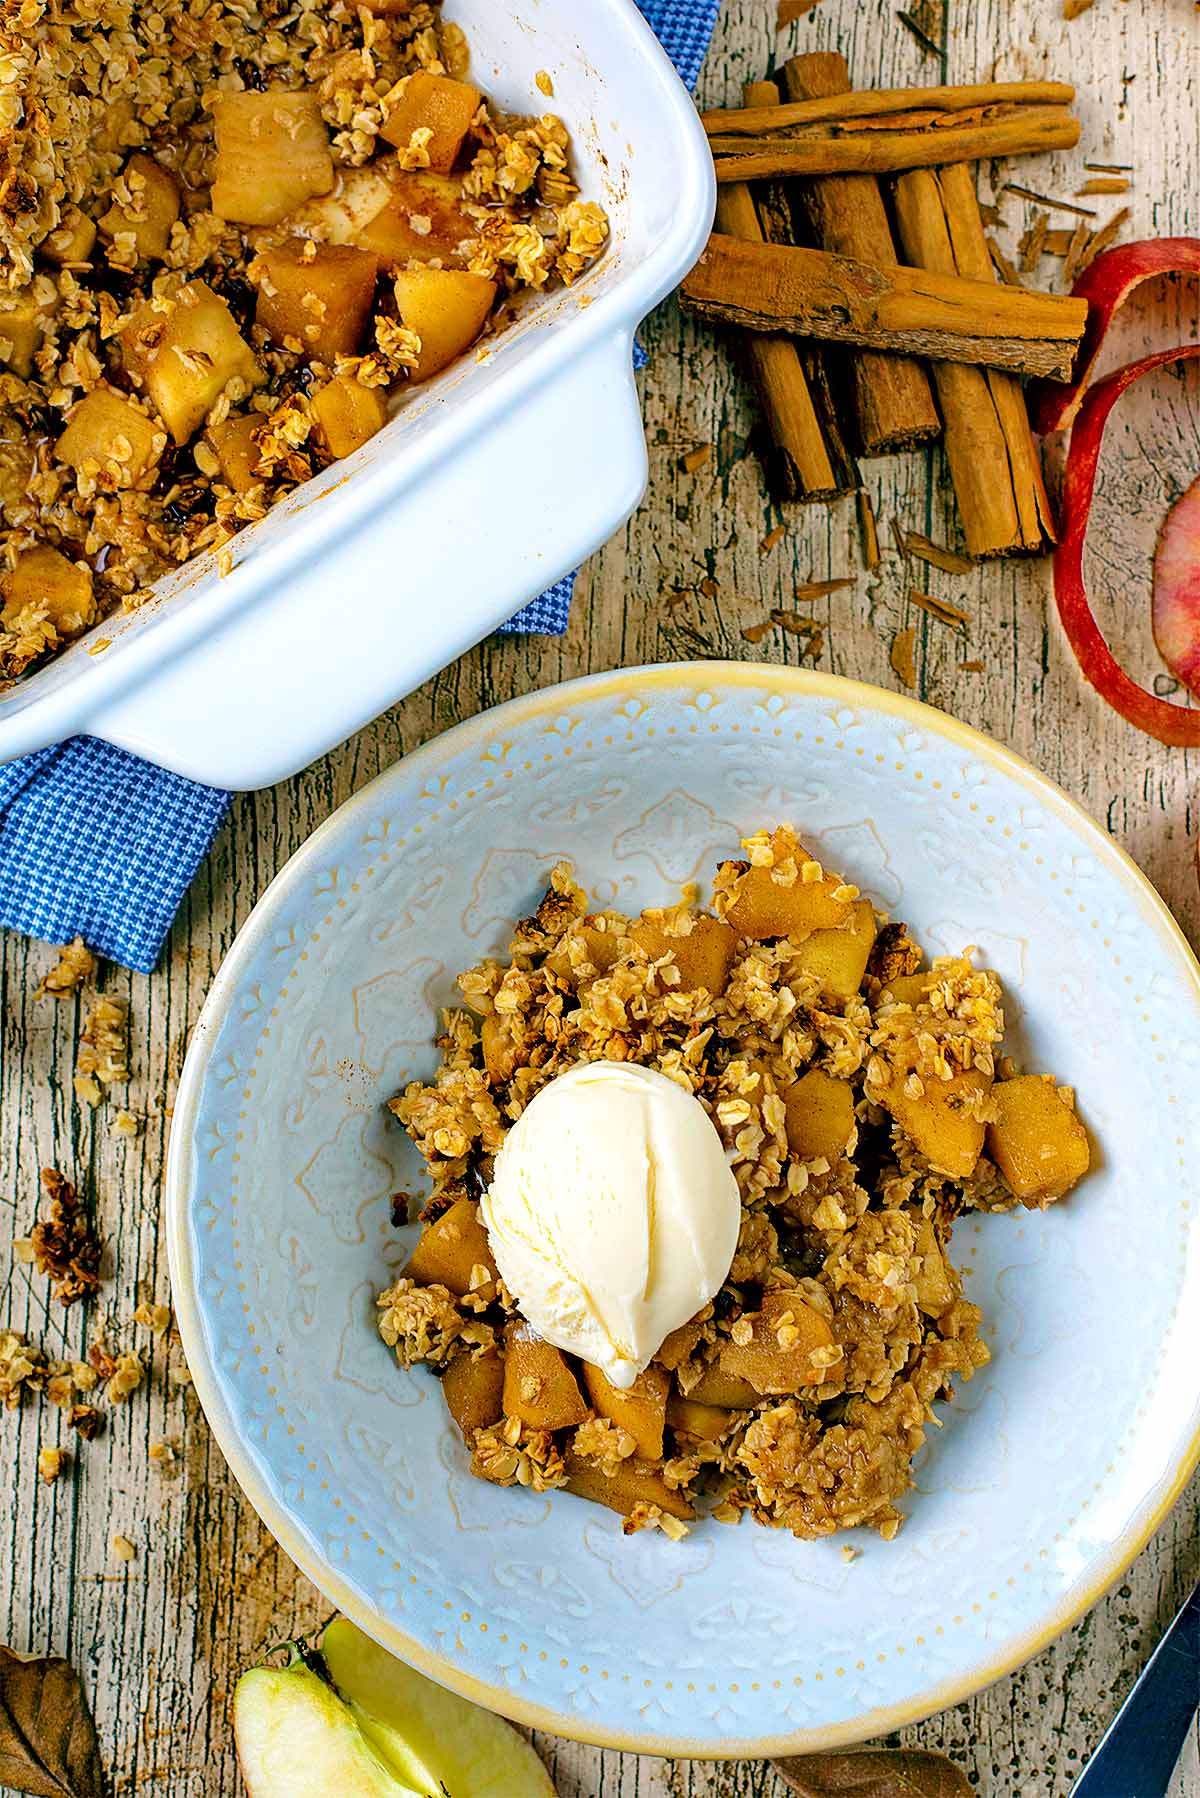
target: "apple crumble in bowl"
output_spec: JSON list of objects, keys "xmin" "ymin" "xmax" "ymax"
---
[
  {"xmin": 0, "ymin": 0, "xmax": 608, "ymax": 685},
  {"xmin": 379, "ymin": 825, "xmax": 1092, "ymax": 1542}
]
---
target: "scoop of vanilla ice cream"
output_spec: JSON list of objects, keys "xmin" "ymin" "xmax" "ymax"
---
[{"xmin": 481, "ymin": 1060, "xmax": 740, "ymax": 1390}]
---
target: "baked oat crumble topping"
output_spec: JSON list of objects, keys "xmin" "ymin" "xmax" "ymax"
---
[
  {"xmin": 376, "ymin": 825, "xmax": 1092, "ymax": 1541},
  {"xmin": 33, "ymin": 935, "xmax": 96, "ymax": 1000},
  {"xmin": 27, "ymin": 1167, "xmax": 103, "ymax": 1305},
  {"xmin": 74, "ymin": 994, "xmax": 129, "ymax": 1106},
  {"xmin": 0, "ymin": 0, "xmax": 608, "ymax": 684}
]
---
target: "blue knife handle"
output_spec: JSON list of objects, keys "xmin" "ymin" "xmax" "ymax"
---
[{"xmin": 1070, "ymin": 1584, "xmax": 1199, "ymax": 1798}]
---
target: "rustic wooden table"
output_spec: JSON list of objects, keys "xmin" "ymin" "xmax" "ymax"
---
[{"xmin": 1, "ymin": 1, "xmax": 1197, "ymax": 1794}]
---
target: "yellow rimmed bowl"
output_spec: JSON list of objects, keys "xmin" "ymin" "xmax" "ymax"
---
[{"xmin": 166, "ymin": 664, "xmax": 1200, "ymax": 1757}]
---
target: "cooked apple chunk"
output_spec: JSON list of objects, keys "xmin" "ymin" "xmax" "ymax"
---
[
  {"xmin": 912, "ymin": 1214, "xmax": 955, "ymax": 1316},
  {"xmin": 655, "ymin": 1318, "xmax": 704, "ymax": 1372},
  {"xmin": 98, "ymin": 153, "xmax": 180, "ymax": 262},
  {"xmin": 442, "ymin": 1348, "xmax": 504, "ymax": 1440},
  {"xmin": 0, "ymin": 433, "xmax": 33, "ymax": 529},
  {"xmin": 581, "ymin": 1363, "xmax": 669, "ymax": 1461},
  {"xmin": 253, "ymin": 240, "xmax": 379, "ymax": 363},
  {"xmin": 0, "ymin": 285, "xmax": 52, "ymax": 378},
  {"xmin": 986, "ymin": 1074, "xmax": 1090, "ymax": 1205},
  {"xmin": 684, "ymin": 1364, "xmax": 760, "ymax": 1409},
  {"xmin": 791, "ymin": 898, "xmax": 877, "ymax": 1000},
  {"xmin": 210, "ymin": 90, "xmax": 334, "ymax": 226},
  {"xmin": 406, "ymin": 1195, "xmax": 497, "ymax": 1300},
  {"xmin": 94, "ymin": 95, "xmax": 137, "ymax": 155},
  {"xmin": 392, "ymin": 267, "xmax": 496, "ymax": 381},
  {"xmin": 40, "ymin": 206, "xmax": 98, "ymax": 268},
  {"xmin": 205, "ymin": 413, "xmax": 266, "ymax": 493},
  {"xmin": 380, "ymin": 72, "xmax": 482, "ymax": 173},
  {"xmin": 285, "ymin": 164, "xmax": 396, "ymax": 245},
  {"xmin": 121, "ymin": 281, "xmax": 264, "ymax": 444},
  {"xmin": 784, "ymin": 1066, "xmax": 856, "ymax": 1165},
  {"xmin": 359, "ymin": 173, "xmax": 478, "ymax": 268},
  {"xmin": 572, "ymin": 920, "xmax": 623, "ymax": 977},
  {"xmin": 631, "ymin": 912, "xmax": 738, "ymax": 995},
  {"xmin": 311, "ymin": 374, "xmax": 389, "ymax": 461},
  {"xmin": 563, "ymin": 1451, "xmax": 693, "ymax": 1523},
  {"xmin": 720, "ymin": 1290, "xmax": 836, "ymax": 1394},
  {"xmin": 720, "ymin": 829, "xmax": 856, "ymax": 940},
  {"xmin": 287, "ymin": 161, "xmax": 477, "ymax": 266},
  {"xmin": 57, "ymin": 387, "xmax": 164, "ymax": 487},
  {"xmin": 879, "ymin": 971, "xmax": 933, "ymax": 1008},
  {"xmin": 503, "ymin": 1323, "xmax": 588, "ymax": 1431},
  {"xmin": 665, "ymin": 1394, "xmax": 732, "ymax": 1442},
  {"xmin": 881, "ymin": 1047, "xmax": 991, "ymax": 1180},
  {"xmin": 1, "ymin": 547, "xmax": 96, "ymax": 639}
]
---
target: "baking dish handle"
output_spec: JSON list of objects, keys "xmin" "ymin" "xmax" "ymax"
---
[{"xmin": 78, "ymin": 332, "xmax": 648, "ymax": 791}]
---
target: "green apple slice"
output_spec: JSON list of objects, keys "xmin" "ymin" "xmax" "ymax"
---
[
  {"xmin": 233, "ymin": 1663, "xmax": 427, "ymax": 1798},
  {"xmin": 322, "ymin": 1617, "xmax": 557, "ymax": 1798}
]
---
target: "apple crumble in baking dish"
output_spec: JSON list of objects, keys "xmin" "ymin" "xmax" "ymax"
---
[
  {"xmin": 377, "ymin": 826, "xmax": 1092, "ymax": 1542},
  {"xmin": 0, "ymin": 0, "xmax": 607, "ymax": 684}
]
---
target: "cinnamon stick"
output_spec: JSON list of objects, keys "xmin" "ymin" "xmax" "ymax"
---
[
  {"xmin": 892, "ymin": 164, "xmax": 1055, "ymax": 557},
  {"xmin": 714, "ymin": 80, "xmax": 856, "ymax": 503},
  {"xmin": 710, "ymin": 105, "xmax": 1079, "ymax": 183},
  {"xmin": 702, "ymin": 80, "xmax": 1075, "ymax": 136},
  {"xmin": 782, "ymin": 53, "xmax": 938, "ymax": 455},
  {"xmin": 679, "ymin": 235, "xmax": 1088, "ymax": 379}
]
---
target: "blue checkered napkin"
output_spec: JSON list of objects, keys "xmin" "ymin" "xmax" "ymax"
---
[
  {"xmin": 0, "ymin": 738, "xmax": 230, "ymax": 971},
  {"xmin": 0, "ymin": 0, "xmax": 722, "ymax": 972}
]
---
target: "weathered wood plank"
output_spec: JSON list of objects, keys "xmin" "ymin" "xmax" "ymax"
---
[{"xmin": 1, "ymin": 1, "xmax": 1197, "ymax": 1795}]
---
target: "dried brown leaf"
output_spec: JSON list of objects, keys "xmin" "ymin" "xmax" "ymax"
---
[
  {"xmin": 1076, "ymin": 177, "xmax": 1129, "ymax": 195},
  {"xmin": 699, "ymin": 575, "xmax": 720, "ymax": 601},
  {"xmin": 1063, "ymin": 0, "xmax": 1094, "ymax": 16},
  {"xmin": 771, "ymin": 1749, "xmax": 973, "ymax": 1797},
  {"xmin": 678, "ymin": 444, "xmax": 711, "ymax": 474},
  {"xmin": 742, "ymin": 619, "xmax": 774, "ymax": 643},
  {"xmin": 761, "ymin": 524, "xmax": 788, "ymax": 554},
  {"xmin": 0, "ymin": 1649, "xmax": 104, "ymax": 1798},
  {"xmin": 890, "ymin": 627, "xmax": 917, "ymax": 689},
  {"xmin": 778, "ymin": 0, "xmax": 822, "ymax": 20},
  {"xmin": 958, "ymin": 659, "xmax": 986, "ymax": 672}
]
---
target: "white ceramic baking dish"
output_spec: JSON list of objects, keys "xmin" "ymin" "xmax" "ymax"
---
[{"xmin": 0, "ymin": 0, "xmax": 713, "ymax": 791}]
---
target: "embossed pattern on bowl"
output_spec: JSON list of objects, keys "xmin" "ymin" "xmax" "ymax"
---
[{"xmin": 167, "ymin": 664, "xmax": 1200, "ymax": 1756}]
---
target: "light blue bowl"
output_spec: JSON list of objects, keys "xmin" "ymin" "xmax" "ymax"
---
[{"xmin": 167, "ymin": 664, "xmax": 1200, "ymax": 1757}]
